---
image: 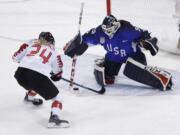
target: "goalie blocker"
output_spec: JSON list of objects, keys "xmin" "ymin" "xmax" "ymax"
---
[
  {"xmin": 63, "ymin": 32, "xmax": 88, "ymax": 58},
  {"xmin": 123, "ymin": 58, "xmax": 172, "ymax": 91}
]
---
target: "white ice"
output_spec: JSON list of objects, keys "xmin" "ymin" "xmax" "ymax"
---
[{"xmin": 0, "ymin": 0, "xmax": 180, "ymax": 135}]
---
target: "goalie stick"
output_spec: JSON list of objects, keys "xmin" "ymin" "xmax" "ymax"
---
[
  {"xmin": 69, "ymin": 2, "xmax": 84, "ymax": 90},
  {"xmin": 68, "ymin": 0, "xmax": 111, "ymax": 93},
  {"xmin": 62, "ymin": 77, "xmax": 105, "ymax": 94}
]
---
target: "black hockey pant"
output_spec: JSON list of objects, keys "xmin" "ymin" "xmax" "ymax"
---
[
  {"xmin": 104, "ymin": 52, "xmax": 147, "ymax": 77},
  {"xmin": 14, "ymin": 67, "xmax": 59, "ymax": 100}
]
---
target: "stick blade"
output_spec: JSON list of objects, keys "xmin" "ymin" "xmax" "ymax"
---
[{"xmin": 98, "ymin": 86, "xmax": 106, "ymax": 94}]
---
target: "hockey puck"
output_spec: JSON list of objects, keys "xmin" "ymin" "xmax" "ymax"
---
[{"xmin": 73, "ymin": 87, "xmax": 79, "ymax": 91}]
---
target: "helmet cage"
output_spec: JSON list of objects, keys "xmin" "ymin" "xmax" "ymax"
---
[{"xmin": 101, "ymin": 21, "xmax": 120, "ymax": 36}]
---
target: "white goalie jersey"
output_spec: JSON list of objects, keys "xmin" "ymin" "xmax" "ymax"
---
[{"xmin": 12, "ymin": 39, "xmax": 63, "ymax": 77}]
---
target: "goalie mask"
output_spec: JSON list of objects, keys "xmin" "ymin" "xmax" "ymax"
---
[
  {"xmin": 38, "ymin": 32, "xmax": 55, "ymax": 45},
  {"xmin": 101, "ymin": 15, "xmax": 120, "ymax": 36}
]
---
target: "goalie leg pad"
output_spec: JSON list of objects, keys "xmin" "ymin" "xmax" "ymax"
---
[
  {"xmin": 94, "ymin": 58, "xmax": 106, "ymax": 86},
  {"xmin": 140, "ymin": 37, "xmax": 159, "ymax": 56},
  {"xmin": 123, "ymin": 58, "xmax": 172, "ymax": 91}
]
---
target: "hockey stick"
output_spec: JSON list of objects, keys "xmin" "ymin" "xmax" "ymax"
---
[
  {"xmin": 62, "ymin": 77, "xmax": 105, "ymax": 94},
  {"xmin": 69, "ymin": 2, "xmax": 84, "ymax": 90},
  {"xmin": 0, "ymin": 36, "xmax": 25, "ymax": 42}
]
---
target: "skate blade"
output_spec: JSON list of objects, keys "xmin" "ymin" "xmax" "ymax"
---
[{"xmin": 47, "ymin": 122, "xmax": 70, "ymax": 128}]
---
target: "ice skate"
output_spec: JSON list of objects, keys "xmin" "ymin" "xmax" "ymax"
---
[
  {"xmin": 47, "ymin": 113, "xmax": 70, "ymax": 128},
  {"xmin": 24, "ymin": 93, "xmax": 43, "ymax": 106}
]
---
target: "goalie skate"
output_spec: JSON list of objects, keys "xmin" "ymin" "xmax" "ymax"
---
[{"xmin": 47, "ymin": 113, "xmax": 70, "ymax": 128}]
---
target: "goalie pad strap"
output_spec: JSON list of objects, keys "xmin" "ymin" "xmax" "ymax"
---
[{"xmin": 123, "ymin": 58, "xmax": 172, "ymax": 90}]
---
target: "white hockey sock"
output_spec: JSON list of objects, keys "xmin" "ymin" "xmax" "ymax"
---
[
  {"xmin": 51, "ymin": 100, "xmax": 63, "ymax": 116},
  {"xmin": 27, "ymin": 90, "xmax": 37, "ymax": 101},
  {"xmin": 51, "ymin": 94, "xmax": 63, "ymax": 116}
]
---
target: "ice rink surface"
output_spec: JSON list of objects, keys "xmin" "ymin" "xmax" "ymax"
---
[{"xmin": 0, "ymin": 0, "xmax": 180, "ymax": 135}]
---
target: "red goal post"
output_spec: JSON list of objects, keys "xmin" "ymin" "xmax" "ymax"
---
[{"xmin": 106, "ymin": 0, "xmax": 111, "ymax": 15}]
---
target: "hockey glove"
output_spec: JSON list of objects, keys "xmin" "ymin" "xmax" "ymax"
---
[
  {"xmin": 50, "ymin": 72, "xmax": 62, "ymax": 82},
  {"xmin": 140, "ymin": 37, "xmax": 159, "ymax": 56},
  {"xmin": 63, "ymin": 32, "xmax": 88, "ymax": 58}
]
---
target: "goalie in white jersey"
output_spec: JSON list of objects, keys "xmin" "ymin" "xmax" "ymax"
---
[{"xmin": 12, "ymin": 32, "xmax": 69, "ymax": 128}]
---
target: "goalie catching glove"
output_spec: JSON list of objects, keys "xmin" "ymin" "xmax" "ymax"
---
[
  {"xmin": 63, "ymin": 32, "xmax": 88, "ymax": 58},
  {"xmin": 139, "ymin": 37, "xmax": 159, "ymax": 56}
]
